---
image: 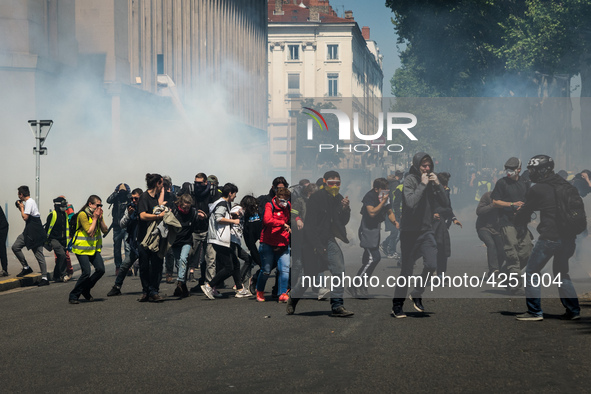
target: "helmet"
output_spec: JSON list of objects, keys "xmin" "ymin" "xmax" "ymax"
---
[{"xmin": 527, "ymin": 155, "xmax": 554, "ymax": 182}]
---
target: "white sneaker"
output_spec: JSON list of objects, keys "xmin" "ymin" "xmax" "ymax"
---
[
  {"xmin": 235, "ymin": 287, "xmax": 252, "ymax": 298},
  {"xmin": 201, "ymin": 284, "xmax": 215, "ymax": 300}
]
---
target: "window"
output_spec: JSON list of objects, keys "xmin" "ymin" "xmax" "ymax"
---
[
  {"xmin": 288, "ymin": 45, "xmax": 299, "ymax": 60},
  {"xmin": 328, "ymin": 73, "xmax": 339, "ymax": 97},
  {"xmin": 157, "ymin": 54, "xmax": 164, "ymax": 74},
  {"xmin": 327, "ymin": 44, "xmax": 338, "ymax": 60},
  {"xmin": 288, "ymin": 74, "xmax": 300, "ymax": 91}
]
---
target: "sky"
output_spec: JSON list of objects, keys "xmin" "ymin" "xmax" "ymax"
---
[{"xmin": 331, "ymin": 0, "xmax": 401, "ymax": 97}]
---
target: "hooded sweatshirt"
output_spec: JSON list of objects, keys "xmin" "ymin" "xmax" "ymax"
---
[{"xmin": 400, "ymin": 152, "xmax": 449, "ymax": 232}]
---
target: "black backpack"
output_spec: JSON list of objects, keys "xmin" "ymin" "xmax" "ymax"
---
[
  {"xmin": 67, "ymin": 211, "xmax": 89, "ymax": 250},
  {"xmin": 553, "ymin": 180, "xmax": 587, "ymax": 236}
]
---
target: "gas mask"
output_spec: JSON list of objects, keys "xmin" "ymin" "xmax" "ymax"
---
[
  {"xmin": 277, "ymin": 198, "xmax": 288, "ymax": 208},
  {"xmin": 506, "ymin": 169, "xmax": 517, "ymax": 178}
]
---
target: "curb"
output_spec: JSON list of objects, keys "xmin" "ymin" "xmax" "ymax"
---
[{"xmin": 0, "ymin": 256, "xmax": 114, "ymax": 293}]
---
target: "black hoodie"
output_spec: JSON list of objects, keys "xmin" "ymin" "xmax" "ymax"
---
[
  {"xmin": 400, "ymin": 152, "xmax": 449, "ymax": 232},
  {"xmin": 515, "ymin": 173, "xmax": 567, "ymax": 240}
]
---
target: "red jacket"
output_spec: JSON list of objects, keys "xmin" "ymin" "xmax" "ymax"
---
[{"xmin": 260, "ymin": 198, "xmax": 290, "ymax": 247}]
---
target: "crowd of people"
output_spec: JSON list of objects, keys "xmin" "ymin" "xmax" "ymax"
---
[{"xmin": 0, "ymin": 152, "xmax": 588, "ymax": 321}]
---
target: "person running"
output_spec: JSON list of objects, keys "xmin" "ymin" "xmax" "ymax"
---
[
  {"xmin": 391, "ymin": 152, "xmax": 449, "ymax": 318},
  {"xmin": 107, "ymin": 188, "xmax": 143, "ymax": 296},
  {"xmin": 353, "ymin": 177, "xmax": 397, "ymax": 298},
  {"xmin": 201, "ymin": 183, "xmax": 249, "ymax": 299},
  {"xmin": 170, "ymin": 193, "xmax": 205, "ymax": 298},
  {"xmin": 515, "ymin": 155, "xmax": 585, "ymax": 321},
  {"xmin": 491, "ymin": 157, "xmax": 532, "ymax": 294},
  {"xmin": 13, "ymin": 186, "xmax": 48, "ymax": 286},
  {"xmin": 256, "ymin": 187, "xmax": 291, "ymax": 302},
  {"xmin": 137, "ymin": 173, "xmax": 166, "ymax": 302},
  {"xmin": 69, "ymin": 195, "xmax": 108, "ymax": 304},
  {"xmin": 288, "ymin": 171, "xmax": 354, "ymax": 317},
  {"xmin": 44, "ymin": 196, "xmax": 70, "ymax": 282}
]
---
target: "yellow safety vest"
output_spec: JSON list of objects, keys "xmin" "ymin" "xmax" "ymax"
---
[
  {"xmin": 46, "ymin": 210, "xmax": 69, "ymax": 239},
  {"xmin": 72, "ymin": 212, "xmax": 102, "ymax": 255},
  {"xmin": 475, "ymin": 181, "xmax": 491, "ymax": 202}
]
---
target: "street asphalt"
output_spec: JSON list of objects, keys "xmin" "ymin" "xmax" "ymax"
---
[{"xmin": 1, "ymin": 254, "xmax": 591, "ymax": 393}]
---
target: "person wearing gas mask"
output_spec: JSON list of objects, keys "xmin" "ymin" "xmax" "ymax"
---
[
  {"xmin": 181, "ymin": 173, "xmax": 213, "ymax": 288},
  {"xmin": 255, "ymin": 187, "xmax": 292, "ymax": 302},
  {"xmin": 352, "ymin": 177, "xmax": 397, "ymax": 298},
  {"xmin": 287, "ymin": 171, "xmax": 354, "ymax": 318},
  {"xmin": 45, "ymin": 197, "xmax": 70, "ymax": 282},
  {"xmin": 106, "ymin": 183, "xmax": 131, "ymax": 276},
  {"xmin": 391, "ymin": 153, "xmax": 449, "ymax": 318},
  {"xmin": 255, "ymin": 176, "xmax": 289, "ymax": 298},
  {"xmin": 490, "ymin": 157, "xmax": 532, "ymax": 294},
  {"xmin": 107, "ymin": 188, "xmax": 143, "ymax": 296}
]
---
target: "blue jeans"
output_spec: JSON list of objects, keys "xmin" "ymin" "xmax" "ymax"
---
[
  {"xmin": 113, "ymin": 227, "xmax": 128, "ymax": 269},
  {"xmin": 525, "ymin": 238, "xmax": 580, "ymax": 317},
  {"xmin": 257, "ymin": 243, "xmax": 290, "ymax": 295},
  {"xmin": 172, "ymin": 244, "xmax": 192, "ymax": 282}
]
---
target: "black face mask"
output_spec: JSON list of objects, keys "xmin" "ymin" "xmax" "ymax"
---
[{"xmin": 194, "ymin": 182, "xmax": 210, "ymax": 198}]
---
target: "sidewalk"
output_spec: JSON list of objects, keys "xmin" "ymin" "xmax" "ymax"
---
[{"xmin": 0, "ymin": 245, "xmax": 115, "ymax": 292}]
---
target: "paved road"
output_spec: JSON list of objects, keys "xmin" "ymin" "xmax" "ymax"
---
[{"xmin": 1, "ymin": 257, "xmax": 591, "ymax": 393}]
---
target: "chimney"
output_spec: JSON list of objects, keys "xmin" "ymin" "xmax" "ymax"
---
[
  {"xmin": 344, "ymin": 10, "xmax": 353, "ymax": 20},
  {"xmin": 362, "ymin": 26, "xmax": 370, "ymax": 40},
  {"xmin": 309, "ymin": 9, "xmax": 320, "ymax": 21},
  {"xmin": 274, "ymin": 0, "xmax": 284, "ymax": 15}
]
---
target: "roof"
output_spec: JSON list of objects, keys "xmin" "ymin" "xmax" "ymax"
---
[{"xmin": 268, "ymin": 1, "xmax": 352, "ymax": 24}]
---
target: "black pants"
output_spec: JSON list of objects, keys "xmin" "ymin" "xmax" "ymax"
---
[
  {"xmin": 70, "ymin": 253, "xmax": 105, "ymax": 300},
  {"xmin": 356, "ymin": 247, "xmax": 381, "ymax": 279},
  {"xmin": 0, "ymin": 230, "xmax": 8, "ymax": 272},
  {"xmin": 392, "ymin": 231, "xmax": 437, "ymax": 308},
  {"xmin": 209, "ymin": 244, "xmax": 241, "ymax": 289},
  {"xmin": 138, "ymin": 245, "xmax": 164, "ymax": 296}
]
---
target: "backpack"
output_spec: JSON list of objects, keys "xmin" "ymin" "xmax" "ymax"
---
[
  {"xmin": 67, "ymin": 211, "xmax": 89, "ymax": 251},
  {"xmin": 553, "ymin": 181, "xmax": 587, "ymax": 236}
]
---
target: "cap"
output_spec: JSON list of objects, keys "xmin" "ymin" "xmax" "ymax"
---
[
  {"xmin": 207, "ymin": 175, "xmax": 219, "ymax": 184},
  {"xmin": 53, "ymin": 196, "xmax": 67, "ymax": 207},
  {"xmin": 504, "ymin": 157, "xmax": 521, "ymax": 170},
  {"xmin": 395, "ymin": 170, "xmax": 404, "ymax": 177}
]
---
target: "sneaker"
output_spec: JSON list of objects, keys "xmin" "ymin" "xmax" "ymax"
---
[
  {"xmin": 16, "ymin": 267, "xmax": 33, "ymax": 277},
  {"xmin": 256, "ymin": 290, "xmax": 265, "ymax": 302},
  {"xmin": 201, "ymin": 284, "xmax": 215, "ymax": 300},
  {"xmin": 330, "ymin": 306, "xmax": 354, "ymax": 317},
  {"xmin": 38, "ymin": 279, "xmax": 50, "ymax": 287},
  {"xmin": 409, "ymin": 294, "xmax": 424, "ymax": 312},
  {"xmin": 561, "ymin": 312, "xmax": 581, "ymax": 321},
  {"xmin": 278, "ymin": 293, "xmax": 289, "ymax": 303},
  {"xmin": 235, "ymin": 287, "xmax": 252, "ymax": 298},
  {"xmin": 69, "ymin": 298, "xmax": 79, "ymax": 304},
  {"xmin": 137, "ymin": 293, "xmax": 149, "ymax": 302},
  {"xmin": 149, "ymin": 293, "xmax": 164, "ymax": 302},
  {"xmin": 515, "ymin": 312, "xmax": 543, "ymax": 321},
  {"xmin": 391, "ymin": 305, "xmax": 407, "ymax": 318},
  {"xmin": 1, "ymin": 270, "xmax": 8, "ymax": 277},
  {"xmin": 107, "ymin": 286, "xmax": 122, "ymax": 297},
  {"xmin": 63, "ymin": 273, "xmax": 72, "ymax": 282},
  {"xmin": 317, "ymin": 287, "xmax": 330, "ymax": 300},
  {"xmin": 392, "ymin": 252, "xmax": 400, "ymax": 260},
  {"xmin": 211, "ymin": 286, "xmax": 223, "ymax": 298},
  {"xmin": 174, "ymin": 282, "xmax": 183, "ymax": 297}
]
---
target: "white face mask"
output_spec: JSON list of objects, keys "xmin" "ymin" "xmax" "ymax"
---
[{"xmin": 506, "ymin": 170, "xmax": 517, "ymax": 178}]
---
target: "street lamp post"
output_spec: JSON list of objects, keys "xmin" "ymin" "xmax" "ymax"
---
[{"xmin": 28, "ymin": 120, "xmax": 53, "ymax": 210}]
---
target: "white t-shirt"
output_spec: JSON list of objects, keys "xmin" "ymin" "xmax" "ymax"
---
[{"xmin": 24, "ymin": 198, "xmax": 40, "ymax": 218}]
